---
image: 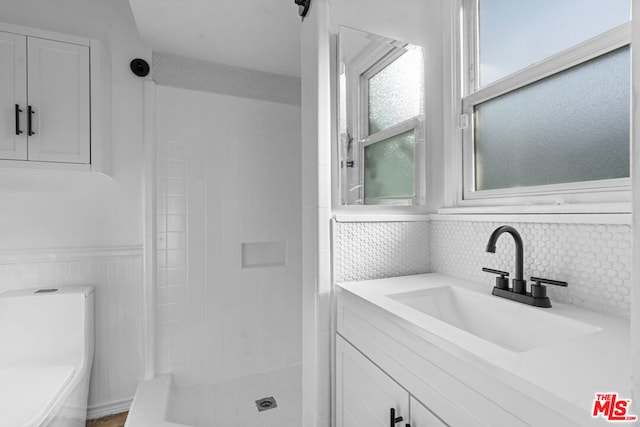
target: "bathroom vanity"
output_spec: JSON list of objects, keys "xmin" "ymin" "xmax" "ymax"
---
[{"xmin": 335, "ymin": 274, "xmax": 630, "ymax": 426}]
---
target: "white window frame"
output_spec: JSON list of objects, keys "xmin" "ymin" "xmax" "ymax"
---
[
  {"xmin": 342, "ymin": 42, "xmax": 425, "ymax": 206},
  {"xmin": 450, "ymin": 0, "xmax": 632, "ymax": 212}
]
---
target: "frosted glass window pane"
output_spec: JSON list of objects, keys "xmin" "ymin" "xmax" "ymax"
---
[
  {"xmin": 479, "ymin": 0, "xmax": 629, "ymax": 86},
  {"xmin": 474, "ymin": 47, "xmax": 629, "ymax": 192},
  {"xmin": 368, "ymin": 49, "xmax": 423, "ymax": 134},
  {"xmin": 364, "ymin": 130, "xmax": 414, "ymax": 205}
]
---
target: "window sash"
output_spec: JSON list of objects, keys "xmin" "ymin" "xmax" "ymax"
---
[
  {"xmin": 463, "ymin": 23, "xmax": 631, "ymax": 109},
  {"xmin": 362, "ymin": 116, "xmax": 421, "ymax": 147},
  {"xmin": 460, "ymin": 0, "xmax": 631, "ymax": 204},
  {"xmin": 359, "ymin": 46, "xmax": 411, "ymax": 139},
  {"xmin": 359, "ymin": 117, "xmax": 423, "ymax": 205},
  {"xmin": 355, "ymin": 48, "xmax": 424, "ymax": 206}
]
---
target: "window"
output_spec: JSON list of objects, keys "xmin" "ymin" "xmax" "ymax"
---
[
  {"xmin": 459, "ymin": 0, "xmax": 631, "ymax": 207},
  {"xmin": 337, "ymin": 25, "xmax": 425, "ymax": 208},
  {"xmin": 360, "ymin": 48, "xmax": 424, "ymax": 205}
]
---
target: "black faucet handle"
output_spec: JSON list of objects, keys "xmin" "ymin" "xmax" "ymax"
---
[
  {"xmin": 530, "ymin": 277, "xmax": 568, "ymax": 287},
  {"xmin": 482, "ymin": 267, "xmax": 509, "ymax": 277},
  {"xmin": 483, "ymin": 267, "xmax": 510, "ymax": 290},
  {"xmin": 529, "ymin": 277, "xmax": 567, "ymax": 299}
]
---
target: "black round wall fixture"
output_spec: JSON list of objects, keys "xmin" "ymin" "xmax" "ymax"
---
[
  {"xmin": 130, "ymin": 58, "xmax": 150, "ymax": 77},
  {"xmin": 294, "ymin": 0, "xmax": 311, "ymax": 17}
]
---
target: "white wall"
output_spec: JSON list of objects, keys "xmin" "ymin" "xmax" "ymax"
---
[
  {"xmin": 0, "ymin": 0, "xmax": 150, "ymax": 417},
  {"xmin": 0, "ymin": 0, "xmax": 149, "ymax": 250},
  {"xmin": 155, "ymin": 84, "xmax": 302, "ymax": 387},
  {"xmin": 128, "ymin": 0, "xmax": 302, "ymax": 77}
]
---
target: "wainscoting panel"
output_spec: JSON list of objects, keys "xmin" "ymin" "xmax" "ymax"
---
[{"xmin": 0, "ymin": 246, "xmax": 144, "ymax": 415}]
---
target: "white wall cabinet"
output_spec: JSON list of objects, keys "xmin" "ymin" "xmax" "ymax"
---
[
  {"xmin": 0, "ymin": 31, "xmax": 27, "ymax": 160},
  {"xmin": 336, "ymin": 335, "xmax": 446, "ymax": 427},
  {"xmin": 0, "ymin": 23, "xmax": 111, "ymax": 174},
  {"xmin": 26, "ymin": 37, "xmax": 90, "ymax": 163}
]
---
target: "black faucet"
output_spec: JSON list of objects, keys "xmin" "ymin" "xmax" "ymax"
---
[
  {"xmin": 483, "ymin": 225, "xmax": 568, "ymax": 308},
  {"xmin": 485, "ymin": 225, "xmax": 526, "ymax": 293}
]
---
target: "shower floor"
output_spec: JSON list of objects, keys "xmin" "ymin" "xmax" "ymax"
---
[{"xmin": 166, "ymin": 365, "xmax": 301, "ymax": 427}]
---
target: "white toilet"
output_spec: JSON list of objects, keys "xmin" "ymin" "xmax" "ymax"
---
[{"xmin": 0, "ymin": 286, "xmax": 95, "ymax": 427}]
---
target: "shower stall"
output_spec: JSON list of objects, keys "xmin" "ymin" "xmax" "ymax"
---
[{"xmin": 130, "ymin": 54, "xmax": 303, "ymax": 427}]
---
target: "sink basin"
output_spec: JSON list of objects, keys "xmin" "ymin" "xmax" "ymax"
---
[{"xmin": 387, "ymin": 286, "xmax": 600, "ymax": 352}]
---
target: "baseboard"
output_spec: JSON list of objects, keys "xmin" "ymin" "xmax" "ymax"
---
[{"xmin": 87, "ymin": 398, "xmax": 132, "ymax": 420}]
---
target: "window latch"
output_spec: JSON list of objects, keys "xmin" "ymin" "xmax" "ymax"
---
[
  {"xmin": 458, "ymin": 113, "xmax": 470, "ymax": 130},
  {"xmin": 341, "ymin": 160, "xmax": 355, "ymax": 168}
]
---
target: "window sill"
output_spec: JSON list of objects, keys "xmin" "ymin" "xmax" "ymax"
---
[
  {"xmin": 332, "ymin": 204, "xmax": 431, "ymax": 222},
  {"xmin": 435, "ymin": 203, "xmax": 631, "ymax": 225},
  {"xmin": 333, "ymin": 213, "xmax": 431, "ymax": 223}
]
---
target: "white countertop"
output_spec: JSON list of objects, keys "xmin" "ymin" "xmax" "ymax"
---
[{"xmin": 337, "ymin": 273, "xmax": 631, "ymax": 420}]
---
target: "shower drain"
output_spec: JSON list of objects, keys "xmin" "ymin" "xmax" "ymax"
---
[{"xmin": 255, "ymin": 396, "xmax": 278, "ymax": 412}]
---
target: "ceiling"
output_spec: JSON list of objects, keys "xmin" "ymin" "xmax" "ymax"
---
[{"xmin": 128, "ymin": 0, "xmax": 302, "ymax": 77}]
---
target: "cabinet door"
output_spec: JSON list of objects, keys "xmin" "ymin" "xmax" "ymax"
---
[
  {"xmin": 336, "ymin": 335, "xmax": 409, "ymax": 427},
  {"xmin": 27, "ymin": 37, "xmax": 90, "ymax": 163},
  {"xmin": 410, "ymin": 396, "xmax": 448, "ymax": 427},
  {"xmin": 0, "ymin": 31, "xmax": 27, "ymax": 160}
]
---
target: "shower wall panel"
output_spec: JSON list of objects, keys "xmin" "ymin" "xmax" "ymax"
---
[{"xmin": 156, "ymin": 85, "xmax": 302, "ymax": 387}]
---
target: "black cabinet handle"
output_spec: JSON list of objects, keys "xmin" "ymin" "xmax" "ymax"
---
[
  {"xmin": 390, "ymin": 408, "xmax": 403, "ymax": 426},
  {"xmin": 27, "ymin": 105, "xmax": 35, "ymax": 136},
  {"xmin": 15, "ymin": 104, "xmax": 22, "ymax": 135}
]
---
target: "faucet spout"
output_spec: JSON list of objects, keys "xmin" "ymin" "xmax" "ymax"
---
[
  {"xmin": 484, "ymin": 225, "xmax": 565, "ymax": 307},
  {"xmin": 486, "ymin": 225, "xmax": 524, "ymax": 284}
]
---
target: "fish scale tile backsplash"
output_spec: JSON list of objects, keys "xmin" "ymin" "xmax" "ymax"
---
[
  {"xmin": 429, "ymin": 220, "xmax": 632, "ymax": 319},
  {"xmin": 333, "ymin": 221, "xmax": 430, "ymax": 282},
  {"xmin": 332, "ymin": 219, "xmax": 631, "ymax": 319}
]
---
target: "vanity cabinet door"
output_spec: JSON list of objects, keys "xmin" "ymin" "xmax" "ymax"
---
[
  {"xmin": 336, "ymin": 335, "xmax": 409, "ymax": 427},
  {"xmin": 410, "ymin": 396, "xmax": 448, "ymax": 427}
]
